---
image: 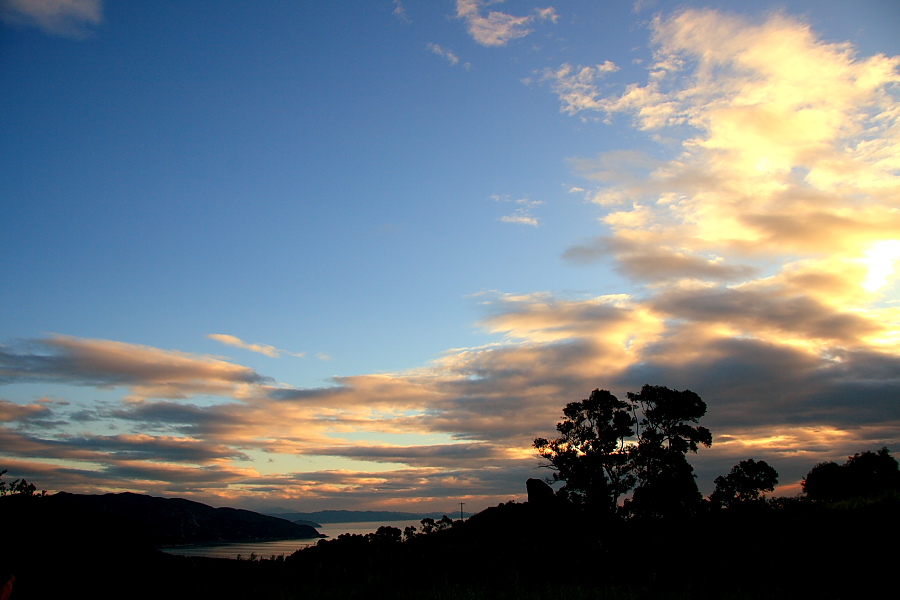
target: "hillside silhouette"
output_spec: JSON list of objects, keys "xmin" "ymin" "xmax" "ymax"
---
[{"xmin": 1, "ymin": 490, "xmax": 321, "ymax": 548}]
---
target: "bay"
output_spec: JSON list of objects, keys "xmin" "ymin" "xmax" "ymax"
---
[{"xmin": 158, "ymin": 519, "xmax": 425, "ymax": 560}]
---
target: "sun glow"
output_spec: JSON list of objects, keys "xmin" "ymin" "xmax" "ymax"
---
[{"xmin": 861, "ymin": 240, "xmax": 900, "ymax": 292}]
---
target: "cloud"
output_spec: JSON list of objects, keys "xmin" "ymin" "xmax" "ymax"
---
[
  {"xmin": 541, "ymin": 62, "xmax": 621, "ymax": 116},
  {"xmin": 500, "ymin": 211, "xmax": 539, "ymax": 227},
  {"xmin": 0, "ymin": 0, "xmax": 102, "ymax": 38},
  {"xmin": 0, "ymin": 399, "xmax": 51, "ymax": 422},
  {"xmin": 545, "ymin": 9, "xmax": 900, "ymax": 265},
  {"xmin": 564, "ymin": 236, "xmax": 757, "ymax": 282},
  {"xmin": 0, "ymin": 428, "xmax": 249, "ymax": 464},
  {"xmin": 0, "ymin": 335, "xmax": 271, "ymax": 399},
  {"xmin": 494, "ymin": 195, "xmax": 543, "ymax": 227},
  {"xmin": 392, "ymin": 0, "xmax": 410, "ymax": 23},
  {"xmin": 206, "ymin": 333, "xmax": 304, "ymax": 358},
  {"xmin": 649, "ymin": 286, "xmax": 883, "ymax": 346},
  {"xmin": 455, "ymin": 0, "xmax": 555, "ymax": 47},
  {"xmin": 295, "ymin": 441, "xmax": 505, "ymax": 468},
  {"xmin": 231, "ymin": 462, "xmax": 539, "ymax": 512},
  {"xmin": 427, "ymin": 43, "xmax": 469, "ymax": 69},
  {"xmin": 632, "ymin": 0, "xmax": 656, "ymax": 14},
  {"xmin": 535, "ymin": 7, "xmax": 558, "ymax": 23}
]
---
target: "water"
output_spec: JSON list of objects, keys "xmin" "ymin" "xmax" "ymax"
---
[
  {"xmin": 316, "ymin": 519, "xmax": 423, "ymax": 540},
  {"xmin": 159, "ymin": 519, "xmax": 425, "ymax": 560},
  {"xmin": 158, "ymin": 538, "xmax": 319, "ymax": 560}
]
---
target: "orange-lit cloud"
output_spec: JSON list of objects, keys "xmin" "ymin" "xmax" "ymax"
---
[
  {"xmin": 207, "ymin": 333, "xmax": 305, "ymax": 359},
  {"xmin": 0, "ymin": 399, "xmax": 51, "ymax": 422},
  {"xmin": 546, "ymin": 10, "xmax": 900, "ymax": 271},
  {"xmin": 0, "ymin": 335, "xmax": 270, "ymax": 399},
  {"xmin": 455, "ymin": 0, "xmax": 555, "ymax": 47}
]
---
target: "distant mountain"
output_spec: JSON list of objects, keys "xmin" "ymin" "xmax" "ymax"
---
[
  {"xmin": 269, "ymin": 509, "xmax": 467, "ymax": 523},
  {"xmin": 1, "ymin": 491, "xmax": 323, "ymax": 547}
]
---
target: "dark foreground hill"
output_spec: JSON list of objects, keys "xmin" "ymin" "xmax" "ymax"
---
[
  {"xmin": 1, "ymin": 491, "xmax": 322, "ymax": 547},
  {"xmin": 1, "ymin": 491, "xmax": 324, "ymax": 599},
  {"xmin": 2, "ymin": 489, "xmax": 898, "ymax": 599}
]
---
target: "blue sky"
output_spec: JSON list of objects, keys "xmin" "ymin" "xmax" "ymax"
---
[{"xmin": 2, "ymin": 0, "xmax": 899, "ymax": 513}]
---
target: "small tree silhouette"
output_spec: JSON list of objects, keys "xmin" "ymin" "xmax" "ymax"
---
[
  {"xmin": 709, "ymin": 459, "xmax": 778, "ymax": 508},
  {"xmin": 0, "ymin": 469, "xmax": 43, "ymax": 497},
  {"xmin": 368, "ymin": 525, "xmax": 402, "ymax": 544}
]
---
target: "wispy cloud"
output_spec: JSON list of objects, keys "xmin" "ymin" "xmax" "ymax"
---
[
  {"xmin": 455, "ymin": 0, "xmax": 556, "ymax": 47},
  {"xmin": 500, "ymin": 212, "xmax": 539, "ymax": 227},
  {"xmin": 392, "ymin": 0, "xmax": 410, "ymax": 24},
  {"xmin": 0, "ymin": 0, "xmax": 103, "ymax": 38},
  {"xmin": 427, "ymin": 42, "xmax": 470, "ymax": 69},
  {"xmin": 541, "ymin": 61, "xmax": 620, "ymax": 117},
  {"xmin": 493, "ymin": 194, "xmax": 543, "ymax": 227},
  {"xmin": 535, "ymin": 7, "xmax": 558, "ymax": 24},
  {"xmin": 206, "ymin": 333, "xmax": 304, "ymax": 359}
]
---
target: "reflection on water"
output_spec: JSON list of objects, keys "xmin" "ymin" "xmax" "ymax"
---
[
  {"xmin": 159, "ymin": 538, "xmax": 317, "ymax": 559},
  {"xmin": 159, "ymin": 519, "xmax": 424, "ymax": 560}
]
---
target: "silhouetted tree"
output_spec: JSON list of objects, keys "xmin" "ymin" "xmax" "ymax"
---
[
  {"xmin": 802, "ymin": 461, "xmax": 847, "ymax": 500},
  {"xmin": 709, "ymin": 459, "xmax": 778, "ymax": 508},
  {"xmin": 803, "ymin": 447, "xmax": 900, "ymax": 500},
  {"xmin": 0, "ymin": 469, "xmax": 42, "ymax": 497},
  {"xmin": 368, "ymin": 525, "xmax": 402, "ymax": 544},
  {"xmin": 629, "ymin": 385, "xmax": 712, "ymax": 455},
  {"xmin": 626, "ymin": 385, "xmax": 712, "ymax": 518},
  {"xmin": 844, "ymin": 448, "xmax": 900, "ymax": 496},
  {"xmin": 534, "ymin": 389, "xmax": 635, "ymax": 511},
  {"xmin": 418, "ymin": 517, "xmax": 436, "ymax": 535},
  {"xmin": 534, "ymin": 385, "xmax": 712, "ymax": 519}
]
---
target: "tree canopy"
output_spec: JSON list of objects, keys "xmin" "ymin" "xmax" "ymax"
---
[
  {"xmin": 0, "ymin": 469, "xmax": 41, "ymax": 497},
  {"xmin": 709, "ymin": 459, "xmax": 779, "ymax": 508},
  {"xmin": 534, "ymin": 384, "xmax": 712, "ymax": 518},
  {"xmin": 803, "ymin": 447, "xmax": 900, "ymax": 501},
  {"xmin": 626, "ymin": 385, "xmax": 712, "ymax": 519},
  {"xmin": 534, "ymin": 389, "xmax": 635, "ymax": 511}
]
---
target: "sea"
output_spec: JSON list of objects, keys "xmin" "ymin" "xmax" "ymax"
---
[{"xmin": 158, "ymin": 519, "xmax": 425, "ymax": 560}]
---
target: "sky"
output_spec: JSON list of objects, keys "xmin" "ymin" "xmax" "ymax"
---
[{"xmin": 1, "ymin": 0, "xmax": 899, "ymax": 514}]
